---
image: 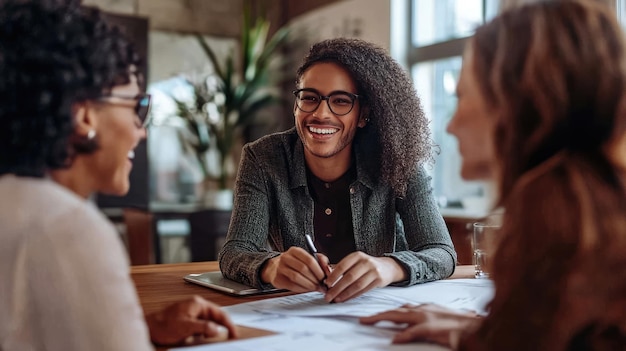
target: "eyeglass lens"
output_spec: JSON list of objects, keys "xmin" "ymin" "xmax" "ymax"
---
[
  {"xmin": 295, "ymin": 90, "xmax": 356, "ymax": 116},
  {"xmin": 97, "ymin": 94, "xmax": 152, "ymax": 127},
  {"xmin": 135, "ymin": 95, "xmax": 151, "ymax": 125}
]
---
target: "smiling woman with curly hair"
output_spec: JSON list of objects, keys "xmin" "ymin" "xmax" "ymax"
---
[
  {"xmin": 296, "ymin": 38, "xmax": 434, "ymax": 197},
  {"xmin": 220, "ymin": 38, "xmax": 456, "ymax": 303}
]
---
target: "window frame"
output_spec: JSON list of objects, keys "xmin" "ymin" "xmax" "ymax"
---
[
  {"xmin": 619, "ymin": 0, "xmax": 626, "ymax": 29},
  {"xmin": 392, "ymin": 0, "xmax": 623, "ymax": 209},
  {"xmin": 400, "ymin": 0, "xmax": 625, "ymax": 81},
  {"xmin": 396, "ymin": 0, "xmax": 495, "ymax": 208}
]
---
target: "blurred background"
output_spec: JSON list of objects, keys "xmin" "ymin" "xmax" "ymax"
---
[{"xmin": 84, "ymin": 0, "xmax": 625, "ymax": 265}]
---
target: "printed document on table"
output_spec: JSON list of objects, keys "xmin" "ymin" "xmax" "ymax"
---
[
  {"xmin": 227, "ymin": 290, "xmax": 408, "ymax": 318},
  {"xmin": 172, "ymin": 279, "xmax": 493, "ymax": 351},
  {"xmin": 224, "ymin": 278, "xmax": 494, "ymax": 322},
  {"xmin": 170, "ymin": 316, "xmax": 449, "ymax": 351},
  {"xmin": 379, "ymin": 279, "xmax": 494, "ymax": 315}
]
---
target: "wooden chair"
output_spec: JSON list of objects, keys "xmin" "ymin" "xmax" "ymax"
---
[{"xmin": 122, "ymin": 208, "xmax": 155, "ymax": 265}]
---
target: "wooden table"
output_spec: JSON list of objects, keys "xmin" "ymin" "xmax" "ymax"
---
[
  {"xmin": 132, "ymin": 261, "xmax": 296, "ymax": 315},
  {"xmin": 131, "ymin": 262, "xmax": 475, "ymax": 349}
]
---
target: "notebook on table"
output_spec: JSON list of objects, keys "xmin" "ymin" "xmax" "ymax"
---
[{"xmin": 184, "ymin": 271, "xmax": 286, "ymax": 296}]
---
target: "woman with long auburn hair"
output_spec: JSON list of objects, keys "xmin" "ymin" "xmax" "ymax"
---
[{"xmin": 360, "ymin": 1, "xmax": 626, "ymax": 349}]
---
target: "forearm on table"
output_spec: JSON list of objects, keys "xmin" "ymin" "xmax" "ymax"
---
[
  {"xmin": 219, "ymin": 245, "xmax": 280, "ymax": 287},
  {"xmin": 385, "ymin": 247, "xmax": 456, "ymax": 286},
  {"xmin": 219, "ymin": 202, "xmax": 273, "ymax": 286},
  {"xmin": 376, "ymin": 256, "xmax": 408, "ymax": 283}
]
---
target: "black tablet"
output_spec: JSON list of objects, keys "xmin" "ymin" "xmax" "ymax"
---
[{"xmin": 183, "ymin": 271, "xmax": 286, "ymax": 296}]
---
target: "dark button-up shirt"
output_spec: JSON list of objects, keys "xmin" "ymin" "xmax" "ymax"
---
[{"xmin": 307, "ymin": 164, "xmax": 356, "ymax": 263}]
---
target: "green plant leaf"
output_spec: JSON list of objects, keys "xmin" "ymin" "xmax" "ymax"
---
[
  {"xmin": 256, "ymin": 26, "xmax": 290, "ymax": 74},
  {"xmin": 195, "ymin": 34, "xmax": 224, "ymax": 81},
  {"xmin": 179, "ymin": 1, "xmax": 290, "ymax": 188},
  {"xmin": 245, "ymin": 21, "xmax": 270, "ymax": 81}
]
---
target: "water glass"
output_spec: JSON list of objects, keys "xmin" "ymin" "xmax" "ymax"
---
[{"xmin": 472, "ymin": 222, "xmax": 499, "ymax": 279}]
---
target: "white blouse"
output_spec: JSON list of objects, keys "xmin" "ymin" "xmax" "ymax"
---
[{"xmin": 0, "ymin": 175, "xmax": 153, "ymax": 351}]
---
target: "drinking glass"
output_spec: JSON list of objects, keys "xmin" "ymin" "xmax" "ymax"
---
[{"xmin": 472, "ymin": 222, "xmax": 499, "ymax": 279}]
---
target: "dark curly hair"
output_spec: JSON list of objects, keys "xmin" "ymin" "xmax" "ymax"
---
[
  {"xmin": 296, "ymin": 38, "xmax": 433, "ymax": 197},
  {"xmin": 0, "ymin": 0, "xmax": 140, "ymax": 177}
]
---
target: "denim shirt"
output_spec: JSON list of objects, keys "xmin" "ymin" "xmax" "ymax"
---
[{"xmin": 219, "ymin": 128, "xmax": 457, "ymax": 289}]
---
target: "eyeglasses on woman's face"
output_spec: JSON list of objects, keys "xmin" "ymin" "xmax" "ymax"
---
[
  {"xmin": 293, "ymin": 88, "xmax": 359, "ymax": 116},
  {"xmin": 96, "ymin": 93, "xmax": 152, "ymax": 128}
]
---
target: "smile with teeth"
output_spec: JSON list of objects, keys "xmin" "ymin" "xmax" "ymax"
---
[{"xmin": 308, "ymin": 126, "xmax": 338, "ymax": 135}]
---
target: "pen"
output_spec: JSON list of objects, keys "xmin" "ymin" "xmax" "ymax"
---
[{"xmin": 304, "ymin": 234, "xmax": 328, "ymax": 289}]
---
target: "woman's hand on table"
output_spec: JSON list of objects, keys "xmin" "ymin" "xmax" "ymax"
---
[
  {"xmin": 359, "ymin": 304, "xmax": 481, "ymax": 349},
  {"xmin": 323, "ymin": 252, "xmax": 406, "ymax": 303},
  {"xmin": 261, "ymin": 246, "xmax": 330, "ymax": 293},
  {"xmin": 146, "ymin": 295, "xmax": 238, "ymax": 346}
]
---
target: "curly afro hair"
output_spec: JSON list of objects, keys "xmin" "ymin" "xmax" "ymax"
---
[
  {"xmin": 296, "ymin": 38, "xmax": 433, "ymax": 197},
  {"xmin": 0, "ymin": 0, "xmax": 140, "ymax": 177}
]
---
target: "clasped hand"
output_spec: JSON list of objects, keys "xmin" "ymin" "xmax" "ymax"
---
[{"xmin": 262, "ymin": 247, "xmax": 406, "ymax": 302}]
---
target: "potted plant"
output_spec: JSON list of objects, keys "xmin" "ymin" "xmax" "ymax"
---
[{"xmin": 171, "ymin": 4, "xmax": 289, "ymax": 208}]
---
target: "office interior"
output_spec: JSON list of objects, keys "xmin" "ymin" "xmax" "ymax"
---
[{"xmin": 84, "ymin": 0, "xmax": 626, "ymax": 265}]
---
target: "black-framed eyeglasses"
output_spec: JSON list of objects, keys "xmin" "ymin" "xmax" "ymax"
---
[
  {"xmin": 293, "ymin": 88, "xmax": 359, "ymax": 116},
  {"xmin": 96, "ymin": 93, "xmax": 152, "ymax": 127}
]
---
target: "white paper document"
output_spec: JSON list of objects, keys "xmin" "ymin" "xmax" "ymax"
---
[
  {"xmin": 226, "ymin": 278, "xmax": 493, "ymax": 320},
  {"xmin": 235, "ymin": 290, "xmax": 408, "ymax": 317},
  {"xmin": 379, "ymin": 279, "xmax": 494, "ymax": 315},
  {"xmin": 171, "ymin": 316, "xmax": 448, "ymax": 351},
  {"xmin": 171, "ymin": 279, "xmax": 493, "ymax": 351},
  {"xmin": 172, "ymin": 333, "xmax": 447, "ymax": 351}
]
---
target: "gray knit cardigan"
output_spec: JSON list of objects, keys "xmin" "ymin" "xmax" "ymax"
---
[{"xmin": 218, "ymin": 128, "xmax": 457, "ymax": 289}]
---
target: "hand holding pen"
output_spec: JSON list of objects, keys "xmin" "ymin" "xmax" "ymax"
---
[
  {"xmin": 260, "ymin": 244, "xmax": 331, "ymax": 293},
  {"xmin": 304, "ymin": 234, "xmax": 332, "ymax": 290}
]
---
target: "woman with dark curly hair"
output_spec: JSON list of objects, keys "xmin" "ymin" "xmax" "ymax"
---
[
  {"xmin": 219, "ymin": 38, "xmax": 456, "ymax": 303},
  {"xmin": 361, "ymin": 1, "xmax": 626, "ymax": 349},
  {"xmin": 0, "ymin": 1, "xmax": 236, "ymax": 349}
]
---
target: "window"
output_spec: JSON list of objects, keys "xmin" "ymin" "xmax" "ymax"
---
[
  {"xmin": 412, "ymin": 56, "xmax": 478, "ymax": 206},
  {"xmin": 394, "ymin": 0, "xmax": 623, "ymax": 214},
  {"xmin": 394, "ymin": 0, "xmax": 498, "ymax": 213},
  {"xmin": 615, "ymin": 0, "xmax": 626, "ymax": 32},
  {"xmin": 411, "ymin": 0, "xmax": 498, "ymax": 47}
]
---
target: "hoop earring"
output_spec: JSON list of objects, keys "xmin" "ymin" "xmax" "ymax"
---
[{"xmin": 87, "ymin": 130, "xmax": 96, "ymax": 140}]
